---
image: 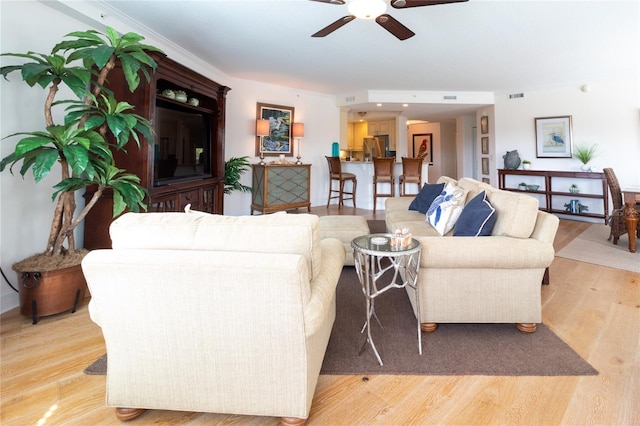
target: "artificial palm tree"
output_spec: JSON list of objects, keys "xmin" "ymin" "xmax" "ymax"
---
[{"xmin": 1, "ymin": 27, "xmax": 162, "ymax": 270}]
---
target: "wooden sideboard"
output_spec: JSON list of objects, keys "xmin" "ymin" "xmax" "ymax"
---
[
  {"xmin": 251, "ymin": 164, "xmax": 311, "ymax": 214},
  {"xmin": 498, "ymin": 169, "xmax": 609, "ymax": 224}
]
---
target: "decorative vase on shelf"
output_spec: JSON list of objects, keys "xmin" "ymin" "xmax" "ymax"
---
[
  {"xmin": 174, "ymin": 90, "xmax": 188, "ymax": 102},
  {"xmin": 580, "ymin": 164, "xmax": 590, "ymax": 172},
  {"xmin": 522, "ymin": 162, "xmax": 531, "ymax": 170},
  {"xmin": 503, "ymin": 150, "xmax": 521, "ymax": 170},
  {"xmin": 569, "ymin": 184, "xmax": 579, "ymax": 194}
]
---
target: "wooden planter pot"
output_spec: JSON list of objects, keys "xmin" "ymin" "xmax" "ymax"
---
[{"xmin": 18, "ymin": 264, "xmax": 87, "ymax": 324}]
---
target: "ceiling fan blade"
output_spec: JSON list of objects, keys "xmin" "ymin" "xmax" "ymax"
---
[
  {"xmin": 391, "ymin": 0, "xmax": 468, "ymax": 9},
  {"xmin": 311, "ymin": 15, "xmax": 355, "ymax": 37},
  {"xmin": 376, "ymin": 14, "xmax": 415, "ymax": 40},
  {"xmin": 309, "ymin": 0, "xmax": 346, "ymax": 4}
]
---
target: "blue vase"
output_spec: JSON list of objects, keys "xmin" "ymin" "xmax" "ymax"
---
[{"xmin": 332, "ymin": 142, "xmax": 339, "ymax": 157}]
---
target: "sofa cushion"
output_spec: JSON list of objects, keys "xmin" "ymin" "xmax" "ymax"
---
[
  {"xmin": 485, "ymin": 190, "xmax": 539, "ymax": 238},
  {"xmin": 109, "ymin": 211, "xmax": 323, "ymax": 280},
  {"xmin": 408, "ymin": 182, "xmax": 445, "ymax": 214},
  {"xmin": 453, "ymin": 191, "xmax": 497, "ymax": 236},
  {"xmin": 456, "ymin": 177, "xmax": 487, "ymax": 202},
  {"xmin": 427, "ymin": 183, "xmax": 468, "ymax": 235}
]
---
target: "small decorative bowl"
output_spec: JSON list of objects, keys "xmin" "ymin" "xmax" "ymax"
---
[
  {"xmin": 371, "ymin": 236, "xmax": 387, "ymax": 245},
  {"xmin": 174, "ymin": 90, "xmax": 188, "ymax": 102},
  {"xmin": 526, "ymin": 184, "xmax": 540, "ymax": 191}
]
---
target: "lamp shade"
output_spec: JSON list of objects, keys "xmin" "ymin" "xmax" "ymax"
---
[
  {"xmin": 256, "ymin": 119, "xmax": 270, "ymax": 137},
  {"xmin": 292, "ymin": 122, "xmax": 305, "ymax": 139}
]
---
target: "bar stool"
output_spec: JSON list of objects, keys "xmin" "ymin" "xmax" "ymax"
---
[
  {"xmin": 400, "ymin": 157, "xmax": 423, "ymax": 196},
  {"xmin": 326, "ymin": 156, "xmax": 357, "ymax": 208},
  {"xmin": 372, "ymin": 156, "xmax": 395, "ymax": 213}
]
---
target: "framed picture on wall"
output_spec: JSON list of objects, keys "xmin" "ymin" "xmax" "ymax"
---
[
  {"xmin": 481, "ymin": 136, "xmax": 489, "ymax": 154},
  {"xmin": 412, "ymin": 133, "xmax": 433, "ymax": 164},
  {"xmin": 481, "ymin": 157, "xmax": 490, "ymax": 175},
  {"xmin": 255, "ymin": 102, "xmax": 294, "ymax": 156},
  {"xmin": 535, "ymin": 115, "xmax": 573, "ymax": 158},
  {"xmin": 481, "ymin": 116, "xmax": 489, "ymax": 134}
]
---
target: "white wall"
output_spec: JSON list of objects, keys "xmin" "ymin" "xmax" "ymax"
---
[
  {"xmin": 493, "ymin": 79, "xmax": 640, "ymax": 195},
  {"xmin": 440, "ymin": 121, "xmax": 457, "ymax": 178},
  {"xmin": 223, "ymin": 80, "xmax": 339, "ymax": 216},
  {"xmin": 456, "ymin": 115, "xmax": 476, "ymax": 180}
]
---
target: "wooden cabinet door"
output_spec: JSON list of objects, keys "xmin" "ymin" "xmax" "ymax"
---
[
  {"xmin": 368, "ymin": 121, "xmax": 379, "ymax": 136},
  {"xmin": 354, "ymin": 122, "xmax": 367, "ymax": 151},
  {"xmin": 377, "ymin": 120, "xmax": 389, "ymax": 135}
]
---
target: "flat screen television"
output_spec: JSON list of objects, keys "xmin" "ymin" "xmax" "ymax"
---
[{"xmin": 153, "ymin": 100, "xmax": 212, "ymax": 186}]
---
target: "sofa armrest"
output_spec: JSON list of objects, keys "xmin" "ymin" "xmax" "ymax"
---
[
  {"xmin": 303, "ymin": 238, "xmax": 345, "ymax": 337},
  {"xmin": 530, "ymin": 210, "xmax": 560, "ymax": 245},
  {"xmin": 417, "ymin": 236, "xmax": 555, "ymax": 269}
]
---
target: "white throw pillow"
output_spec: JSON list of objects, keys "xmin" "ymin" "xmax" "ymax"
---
[{"xmin": 426, "ymin": 183, "xmax": 468, "ymax": 235}]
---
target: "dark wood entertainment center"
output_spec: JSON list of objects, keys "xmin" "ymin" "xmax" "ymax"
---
[{"xmin": 83, "ymin": 55, "xmax": 231, "ymax": 249}]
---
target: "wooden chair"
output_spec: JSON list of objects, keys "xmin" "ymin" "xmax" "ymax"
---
[
  {"xmin": 372, "ymin": 157, "xmax": 395, "ymax": 213},
  {"xmin": 399, "ymin": 157, "xmax": 423, "ymax": 196},
  {"xmin": 603, "ymin": 167, "xmax": 640, "ymax": 244},
  {"xmin": 326, "ymin": 156, "xmax": 357, "ymax": 208}
]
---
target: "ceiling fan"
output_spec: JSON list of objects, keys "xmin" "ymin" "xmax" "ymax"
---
[{"xmin": 310, "ymin": 0, "xmax": 468, "ymax": 41}]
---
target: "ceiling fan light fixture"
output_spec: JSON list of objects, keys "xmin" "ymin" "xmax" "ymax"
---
[{"xmin": 348, "ymin": 0, "xmax": 387, "ymax": 19}]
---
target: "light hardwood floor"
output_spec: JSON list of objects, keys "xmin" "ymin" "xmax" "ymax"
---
[{"xmin": 1, "ymin": 209, "xmax": 639, "ymax": 425}]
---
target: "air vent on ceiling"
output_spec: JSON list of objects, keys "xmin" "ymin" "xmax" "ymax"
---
[
  {"xmin": 345, "ymin": 96, "xmax": 356, "ymax": 102},
  {"xmin": 508, "ymin": 93, "xmax": 525, "ymax": 99},
  {"xmin": 443, "ymin": 95, "xmax": 457, "ymax": 100}
]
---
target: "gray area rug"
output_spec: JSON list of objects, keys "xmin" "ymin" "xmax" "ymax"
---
[
  {"xmin": 556, "ymin": 224, "xmax": 639, "ymax": 273},
  {"xmin": 85, "ymin": 220, "xmax": 597, "ymax": 377},
  {"xmin": 320, "ymin": 267, "xmax": 597, "ymax": 376}
]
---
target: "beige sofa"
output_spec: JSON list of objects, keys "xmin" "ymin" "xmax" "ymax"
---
[
  {"xmin": 385, "ymin": 176, "xmax": 559, "ymax": 333},
  {"xmin": 82, "ymin": 211, "xmax": 345, "ymax": 426}
]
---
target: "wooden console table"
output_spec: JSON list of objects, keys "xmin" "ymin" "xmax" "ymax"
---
[
  {"xmin": 251, "ymin": 164, "xmax": 311, "ymax": 214},
  {"xmin": 498, "ymin": 169, "xmax": 609, "ymax": 224}
]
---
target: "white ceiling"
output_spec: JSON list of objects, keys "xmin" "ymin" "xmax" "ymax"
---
[{"xmin": 98, "ymin": 0, "xmax": 639, "ymax": 121}]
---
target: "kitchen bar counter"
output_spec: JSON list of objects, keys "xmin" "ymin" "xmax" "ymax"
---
[{"xmin": 340, "ymin": 161, "xmax": 429, "ymax": 210}]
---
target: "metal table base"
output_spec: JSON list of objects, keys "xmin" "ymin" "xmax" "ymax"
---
[{"xmin": 351, "ymin": 234, "xmax": 422, "ymax": 366}]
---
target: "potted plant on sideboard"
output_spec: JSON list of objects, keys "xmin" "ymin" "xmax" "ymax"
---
[
  {"xmin": 573, "ymin": 143, "xmax": 598, "ymax": 171},
  {"xmin": 1, "ymin": 27, "xmax": 161, "ymax": 323}
]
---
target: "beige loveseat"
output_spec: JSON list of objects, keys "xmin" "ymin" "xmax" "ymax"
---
[
  {"xmin": 82, "ymin": 211, "xmax": 345, "ymax": 425},
  {"xmin": 385, "ymin": 176, "xmax": 559, "ymax": 333}
]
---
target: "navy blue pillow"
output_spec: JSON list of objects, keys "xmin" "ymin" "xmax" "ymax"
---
[
  {"xmin": 453, "ymin": 191, "xmax": 497, "ymax": 236},
  {"xmin": 409, "ymin": 182, "xmax": 445, "ymax": 214}
]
